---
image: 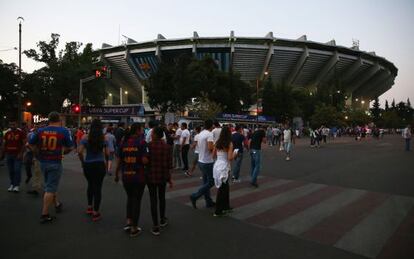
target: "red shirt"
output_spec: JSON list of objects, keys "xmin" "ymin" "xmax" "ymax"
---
[
  {"xmin": 147, "ymin": 140, "xmax": 172, "ymax": 184},
  {"xmin": 4, "ymin": 129, "xmax": 26, "ymax": 156}
]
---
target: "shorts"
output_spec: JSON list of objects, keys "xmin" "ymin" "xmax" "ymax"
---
[
  {"xmin": 40, "ymin": 163, "xmax": 63, "ymax": 193},
  {"xmin": 283, "ymin": 142, "xmax": 292, "ymax": 153}
]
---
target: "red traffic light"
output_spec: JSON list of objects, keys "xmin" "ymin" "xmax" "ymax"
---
[
  {"xmin": 72, "ymin": 104, "xmax": 81, "ymax": 114},
  {"xmin": 94, "ymin": 66, "xmax": 111, "ymax": 79}
]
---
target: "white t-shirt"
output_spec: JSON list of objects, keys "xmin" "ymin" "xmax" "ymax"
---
[
  {"xmin": 145, "ymin": 128, "xmax": 166, "ymax": 143},
  {"xmin": 174, "ymin": 128, "xmax": 182, "ymax": 145},
  {"xmin": 403, "ymin": 128, "xmax": 412, "ymax": 139},
  {"xmin": 194, "ymin": 134, "xmax": 200, "ymax": 154},
  {"xmin": 197, "ymin": 130, "xmax": 214, "ymax": 163},
  {"xmin": 180, "ymin": 129, "xmax": 190, "ymax": 145},
  {"xmin": 212, "ymin": 127, "xmax": 222, "ymax": 143},
  {"xmin": 283, "ymin": 129, "xmax": 292, "ymax": 143}
]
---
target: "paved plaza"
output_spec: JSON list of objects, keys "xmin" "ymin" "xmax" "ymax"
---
[{"xmin": 1, "ymin": 135, "xmax": 413, "ymax": 259}]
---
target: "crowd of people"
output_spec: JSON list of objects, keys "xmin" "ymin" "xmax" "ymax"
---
[{"xmin": 0, "ymin": 112, "xmax": 412, "ymax": 238}]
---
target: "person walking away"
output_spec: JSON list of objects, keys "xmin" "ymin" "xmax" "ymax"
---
[
  {"xmin": 78, "ymin": 119, "xmax": 109, "ymax": 222},
  {"xmin": 0, "ymin": 120, "xmax": 26, "ymax": 192},
  {"xmin": 266, "ymin": 127, "xmax": 273, "ymax": 146},
  {"xmin": 114, "ymin": 122, "xmax": 126, "ymax": 156},
  {"xmin": 147, "ymin": 126, "xmax": 173, "ymax": 235},
  {"xmin": 231, "ymin": 125, "xmax": 246, "ymax": 183},
  {"xmin": 212, "ymin": 120, "xmax": 222, "ymax": 144},
  {"xmin": 180, "ymin": 122, "xmax": 191, "ymax": 174},
  {"xmin": 114, "ymin": 123, "xmax": 148, "ymax": 237},
  {"xmin": 403, "ymin": 124, "xmax": 412, "ymax": 151},
  {"xmin": 28, "ymin": 112, "xmax": 74, "ymax": 223},
  {"xmin": 213, "ymin": 126, "xmax": 235, "ymax": 217},
  {"xmin": 283, "ymin": 124, "xmax": 295, "ymax": 161},
  {"xmin": 188, "ymin": 126, "xmax": 201, "ymax": 177},
  {"xmin": 76, "ymin": 127, "xmax": 85, "ymax": 150},
  {"xmin": 173, "ymin": 122, "xmax": 182, "ymax": 169},
  {"xmin": 105, "ymin": 127, "xmax": 116, "ymax": 175},
  {"xmin": 249, "ymin": 126, "xmax": 266, "ymax": 188},
  {"xmin": 189, "ymin": 119, "xmax": 216, "ymax": 209}
]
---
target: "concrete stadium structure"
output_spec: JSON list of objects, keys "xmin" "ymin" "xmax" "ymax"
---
[{"xmin": 97, "ymin": 32, "xmax": 398, "ymax": 108}]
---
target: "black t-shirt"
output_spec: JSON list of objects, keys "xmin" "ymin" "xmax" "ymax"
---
[
  {"xmin": 250, "ymin": 129, "xmax": 265, "ymax": 150},
  {"xmin": 232, "ymin": 132, "xmax": 245, "ymax": 153}
]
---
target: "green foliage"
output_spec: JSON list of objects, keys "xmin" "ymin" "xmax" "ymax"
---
[
  {"xmin": 370, "ymin": 97, "xmax": 382, "ymax": 124},
  {"xmin": 0, "ymin": 60, "xmax": 19, "ymax": 122},
  {"xmin": 382, "ymin": 110, "xmax": 402, "ymax": 128},
  {"xmin": 348, "ymin": 109, "xmax": 371, "ymax": 126},
  {"xmin": 145, "ymin": 56, "xmax": 252, "ymax": 113},
  {"xmin": 190, "ymin": 93, "xmax": 223, "ymax": 121},
  {"xmin": 310, "ymin": 105, "xmax": 342, "ymax": 127},
  {"xmin": 23, "ymin": 34, "xmax": 106, "ymax": 114}
]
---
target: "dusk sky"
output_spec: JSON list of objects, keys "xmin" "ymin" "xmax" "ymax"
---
[{"xmin": 1, "ymin": 0, "xmax": 413, "ymax": 106}]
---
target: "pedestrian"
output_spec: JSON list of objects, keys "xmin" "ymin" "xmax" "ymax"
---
[
  {"xmin": 76, "ymin": 126, "xmax": 85, "ymax": 148},
  {"xmin": 249, "ymin": 126, "xmax": 266, "ymax": 188},
  {"xmin": 147, "ymin": 126, "xmax": 173, "ymax": 236},
  {"xmin": 403, "ymin": 124, "xmax": 412, "ymax": 151},
  {"xmin": 187, "ymin": 126, "xmax": 201, "ymax": 177},
  {"xmin": 173, "ymin": 122, "xmax": 182, "ymax": 169},
  {"xmin": 180, "ymin": 122, "xmax": 191, "ymax": 174},
  {"xmin": 0, "ymin": 119, "xmax": 26, "ymax": 192},
  {"xmin": 114, "ymin": 122, "xmax": 126, "ymax": 155},
  {"xmin": 189, "ymin": 119, "xmax": 216, "ymax": 209},
  {"xmin": 231, "ymin": 125, "xmax": 246, "ymax": 183},
  {"xmin": 282, "ymin": 123, "xmax": 295, "ymax": 161},
  {"xmin": 114, "ymin": 123, "xmax": 148, "ymax": 237},
  {"xmin": 26, "ymin": 123, "xmax": 43, "ymax": 196},
  {"xmin": 28, "ymin": 112, "xmax": 74, "ymax": 223},
  {"xmin": 105, "ymin": 127, "xmax": 116, "ymax": 175},
  {"xmin": 213, "ymin": 126, "xmax": 235, "ymax": 217},
  {"xmin": 212, "ymin": 120, "xmax": 222, "ymax": 144},
  {"xmin": 77, "ymin": 119, "xmax": 109, "ymax": 222},
  {"xmin": 266, "ymin": 127, "xmax": 273, "ymax": 146}
]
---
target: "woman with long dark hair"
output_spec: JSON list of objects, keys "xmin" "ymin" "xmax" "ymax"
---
[
  {"xmin": 213, "ymin": 125, "xmax": 235, "ymax": 217},
  {"xmin": 78, "ymin": 119, "xmax": 109, "ymax": 222},
  {"xmin": 114, "ymin": 123, "xmax": 149, "ymax": 237}
]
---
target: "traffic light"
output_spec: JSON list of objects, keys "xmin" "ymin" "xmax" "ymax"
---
[
  {"xmin": 94, "ymin": 66, "xmax": 112, "ymax": 79},
  {"xmin": 72, "ymin": 104, "xmax": 81, "ymax": 114}
]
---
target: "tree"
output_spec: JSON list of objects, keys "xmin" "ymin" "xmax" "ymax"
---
[
  {"xmin": 382, "ymin": 110, "xmax": 401, "ymax": 128},
  {"xmin": 262, "ymin": 77, "xmax": 277, "ymax": 117},
  {"xmin": 310, "ymin": 105, "xmax": 341, "ymax": 127},
  {"xmin": 0, "ymin": 60, "xmax": 19, "ymax": 122},
  {"xmin": 370, "ymin": 97, "xmax": 382, "ymax": 124},
  {"xmin": 385, "ymin": 100, "xmax": 389, "ymax": 111},
  {"xmin": 391, "ymin": 99, "xmax": 396, "ymax": 110},
  {"xmin": 191, "ymin": 93, "xmax": 223, "ymax": 121},
  {"xmin": 348, "ymin": 109, "xmax": 371, "ymax": 126},
  {"xmin": 23, "ymin": 34, "xmax": 106, "ymax": 114}
]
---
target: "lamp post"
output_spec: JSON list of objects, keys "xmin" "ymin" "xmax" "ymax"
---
[
  {"xmin": 17, "ymin": 16, "xmax": 24, "ymax": 126},
  {"xmin": 256, "ymin": 71, "xmax": 269, "ymax": 129}
]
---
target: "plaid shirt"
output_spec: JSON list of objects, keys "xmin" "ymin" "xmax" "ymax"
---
[{"xmin": 147, "ymin": 140, "xmax": 172, "ymax": 184}]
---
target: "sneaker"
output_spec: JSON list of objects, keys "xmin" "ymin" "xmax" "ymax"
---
[
  {"xmin": 123, "ymin": 224, "xmax": 132, "ymax": 232},
  {"xmin": 85, "ymin": 207, "xmax": 93, "ymax": 215},
  {"xmin": 40, "ymin": 214, "xmax": 56, "ymax": 224},
  {"xmin": 151, "ymin": 226, "xmax": 161, "ymax": 236},
  {"xmin": 27, "ymin": 190, "xmax": 39, "ymax": 196},
  {"xmin": 92, "ymin": 213, "xmax": 101, "ymax": 222},
  {"xmin": 129, "ymin": 227, "xmax": 142, "ymax": 237},
  {"xmin": 206, "ymin": 201, "xmax": 216, "ymax": 208},
  {"xmin": 251, "ymin": 182, "xmax": 259, "ymax": 188},
  {"xmin": 223, "ymin": 208, "xmax": 234, "ymax": 213},
  {"xmin": 7, "ymin": 185, "xmax": 13, "ymax": 192},
  {"xmin": 160, "ymin": 218, "xmax": 169, "ymax": 228},
  {"xmin": 55, "ymin": 202, "xmax": 63, "ymax": 213},
  {"xmin": 286, "ymin": 157, "xmax": 290, "ymax": 161},
  {"xmin": 189, "ymin": 196, "xmax": 197, "ymax": 209},
  {"xmin": 12, "ymin": 186, "xmax": 20, "ymax": 193},
  {"xmin": 213, "ymin": 212, "xmax": 227, "ymax": 217},
  {"xmin": 184, "ymin": 171, "xmax": 192, "ymax": 177}
]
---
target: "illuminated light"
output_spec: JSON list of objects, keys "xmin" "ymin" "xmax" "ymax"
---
[
  {"xmin": 109, "ymin": 93, "xmax": 112, "ymax": 96},
  {"xmin": 355, "ymin": 98, "xmax": 359, "ymax": 101},
  {"xmin": 26, "ymin": 101, "xmax": 32, "ymax": 106},
  {"xmin": 264, "ymin": 71, "xmax": 269, "ymax": 75},
  {"xmin": 361, "ymin": 100, "xmax": 365, "ymax": 104},
  {"xmin": 95, "ymin": 70, "xmax": 101, "ymax": 78},
  {"xmin": 337, "ymin": 90, "xmax": 341, "ymax": 94},
  {"xmin": 345, "ymin": 116, "xmax": 348, "ymax": 120},
  {"xmin": 124, "ymin": 91, "xmax": 128, "ymax": 95}
]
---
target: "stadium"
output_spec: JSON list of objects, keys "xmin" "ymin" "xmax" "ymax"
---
[{"xmin": 96, "ymin": 31, "xmax": 398, "ymax": 109}]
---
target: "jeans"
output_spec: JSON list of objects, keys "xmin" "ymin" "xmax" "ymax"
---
[
  {"xmin": 232, "ymin": 152, "xmax": 243, "ymax": 180},
  {"xmin": 147, "ymin": 182, "xmax": 167, "ymax": 226},
  {"xmin": 123, "ymin": 182, "xmax": 146, "ymax": 227},
  {"xmin": 405, "ymin": 138, "xmax": 411, "ymax": 151},
  {"xmin": 215, "ymin": 180, "xmax": 230, "ymax": 214},
  {"xmin": 250, "ymin": 149, "xmax": 261, "ymax": 185},
  {"xmin": 181, "ymin": 144, "xmax": 190, "ymax": 170},
  {"xmin": 6, "ymin": 155, "xmax": 22, "ymax": 187},
  {"xmin": 83, "ymin": 161, "xmax": 106, "ymax": 211},
  {"xmin": 173, "ymin": 144, "xmax": 182, "ymax": 168},
  {"xmin": 191, "ymin": 162, "xmax": 214, "ymax": 206}
]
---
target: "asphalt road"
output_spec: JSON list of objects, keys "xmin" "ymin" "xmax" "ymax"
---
[{"xmin": 1, "ymin": 135, "xmax": 413, "ymax": 259}]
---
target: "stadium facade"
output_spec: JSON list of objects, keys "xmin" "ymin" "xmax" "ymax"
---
[{"xmin": 96, "ymin": 32, "xmax": 398, "ymax": 109}]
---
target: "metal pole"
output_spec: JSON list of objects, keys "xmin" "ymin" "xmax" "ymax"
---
[
  {"xmin": 78, "ymin": 79, "xmax": 83, "ymax": 127},
  {"xmin": 17, "ymin": 19, "xmax": 22, "ymax": 126},
  {"xmin": 256, "ymin": 78, "xmax": 259, "ymax": 130}
]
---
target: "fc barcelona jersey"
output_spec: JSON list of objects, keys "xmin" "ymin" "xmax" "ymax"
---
[{"xmin": 29, "ymin": 126, "xmax": 74, "ymax": 163}]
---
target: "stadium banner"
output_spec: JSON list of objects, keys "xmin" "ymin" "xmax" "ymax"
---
[
  {"xmin": 217, "ymin": 113, "xmax": 275, "ymax": 123},
  {"xmin": 82, "ymin": 105, "xmax": 145, "ymax": 116}
]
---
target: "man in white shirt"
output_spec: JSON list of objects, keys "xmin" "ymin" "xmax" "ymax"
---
[
  {"xmin": 180, "ymin": 122, "xmax": 191, "ymax": 173},
  {"xmin": 173, "ymin": 122, "xmax": 182, "ymax": 169},
  {"xmin": 282, "ymin": 123, "xmax": 295, "ymax": 161},
  {"xmin": 190, "ymin": 119, "xmax": 215, "ymax": 209},
  {"xmin": 212, "ymin": 121, "xmax": 222, "ymax": 144},
  {"xmin": 403, "ymin": 125, "xmax": 412, "ymax": 151}
]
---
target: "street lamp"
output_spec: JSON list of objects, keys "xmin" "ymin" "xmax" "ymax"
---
[
  {"xmin": 26, "ymin": 101, "xmax": 31, "ymax": 107},
  {"xmin": 256, "ymin": 71, "xmax": 268, "ymax": 129},
  {"xmin": 17, "ymin": 16, "xmax": 24, "ymax": 126}
]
